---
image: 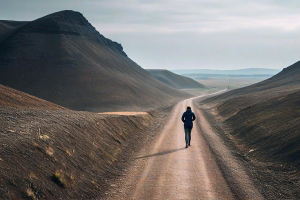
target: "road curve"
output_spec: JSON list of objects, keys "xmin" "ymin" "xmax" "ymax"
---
[{"xmin": 108, "ymin": 95, "xmax": 263, "ymax": 199}]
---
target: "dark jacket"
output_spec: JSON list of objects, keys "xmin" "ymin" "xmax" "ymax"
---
[{"xmin": 181, "ymin": 109, "xmax": 196, "ymax": 129}]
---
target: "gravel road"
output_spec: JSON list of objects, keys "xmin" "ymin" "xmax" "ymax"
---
[{"xmin": 108, "ymin": 94, "xmax": 263, "ymax": 199}]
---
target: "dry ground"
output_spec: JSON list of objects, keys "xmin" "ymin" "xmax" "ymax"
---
[
  {"xmin": 106, "ymin": 93, "xmax": 263, "ymax": 199},
  {"xmin": 0, "ymin": 106, "xmax": 171, "ymax": 199},
  {"xmin": 0, "ymin": 84, "xmax": 177, "ymax": 199}
]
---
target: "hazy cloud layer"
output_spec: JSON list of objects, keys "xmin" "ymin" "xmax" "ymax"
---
[{"xmin": 1, "ymin": 0, "xmax": 300, "ymax": 69}]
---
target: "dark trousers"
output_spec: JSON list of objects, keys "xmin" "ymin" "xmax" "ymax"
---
[{"xmin": 184, "ymin": 128, "xmax": 192, "ymax": 145}]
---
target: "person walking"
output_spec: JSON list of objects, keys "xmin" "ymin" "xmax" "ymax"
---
[{"xmin": 181, "ymin": 106, "xmax": 196, "ymax": 148}]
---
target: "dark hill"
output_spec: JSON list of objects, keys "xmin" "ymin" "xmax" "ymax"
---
[
  {"xmin": 200, "ymin": 61, "xmax": 300, "ymax": 198},
  {"xmin": 0, "ymin": 10, "xmax": 189, "ymax": 112},
  {"xmin": 147, "ymin": 69, "xmax": 206, "ymax": 89}
]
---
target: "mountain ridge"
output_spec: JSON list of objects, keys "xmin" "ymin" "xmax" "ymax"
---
[
  {"xmin": 1, "ymin": 10, "xmax": 127, "ymax": 56},
  {"xmin": 0, "ymin": 10, "xmax": 189, "ymax": 112}
]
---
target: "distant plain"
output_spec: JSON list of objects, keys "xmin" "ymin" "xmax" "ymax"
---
[{"xmin": 182, "ymin": 76, "xmax": 270, "ymax": 96}]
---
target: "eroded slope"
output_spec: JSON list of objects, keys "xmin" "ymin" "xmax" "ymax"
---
[
  {"xmin": 200, "ymin": 61, "xmax": 300, "ymax": 198},
  {"xmin": 0, "ymin": 83, "xmax": 158, "ymax": 199},
  {"xmin": 0, "ymin": 84, "xmax": 65, "ymax": 110}
]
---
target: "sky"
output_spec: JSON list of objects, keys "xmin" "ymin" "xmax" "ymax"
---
[{"xmin": 1, "ymin": 0, "xmax": 300, "ymax": 70}]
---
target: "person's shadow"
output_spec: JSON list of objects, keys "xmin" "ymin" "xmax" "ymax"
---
[{"xmin": 134, "ymin": 147, "xmax": 185, "ymax": 159}]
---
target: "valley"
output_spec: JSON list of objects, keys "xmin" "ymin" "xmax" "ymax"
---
[{"xmin": 1, "ymin": 9, "xmax": 299, "ymax": 200}]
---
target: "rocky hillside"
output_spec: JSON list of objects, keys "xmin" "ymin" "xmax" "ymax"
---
[
  {"xmin": 202, "ymin": 60, "xmax": 300, "ymax": 165},
  {"xmin": 0, "ymin": 10, "xmax": 189, "ymax": 112},
  {"xmin": 200, "ymin": 61, "xmax": 300, "ymax": 198},
  {"xmin": 147, "ymin": 69, "xmax": 206, "ymax": 89},
  {"xmin": 0, "ymin": 84, "xmax": 65, "ymax": 110},
  {"xmin": 0, "ymin": 107, "xmax": 156, "ymax": 199},
  {"xmin": 0, "ymin": 77, "xmax": 160, "ymax": 199}
]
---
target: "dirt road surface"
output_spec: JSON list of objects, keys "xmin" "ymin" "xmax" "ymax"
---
[
  {"xmin": 99, "ymin": 112, "xmax": 148, "ymax": 116},
  {"xmin": 108, "ymin": 94, "xmax": 263, "ymax": 199}
]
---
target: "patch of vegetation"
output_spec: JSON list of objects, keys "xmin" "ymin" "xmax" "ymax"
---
[
  {"xmin": 52, "ymin": 170, "xmax": 74, "ymax": 188},
  {"xmin": 25, "ymin": 183, "xmax": 42, "ymax": 200},
  {"xmin": 26, "ymin": 188, "xmax": 37, "ymax": 200}
]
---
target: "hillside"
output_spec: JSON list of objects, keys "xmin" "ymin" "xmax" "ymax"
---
[
  {"xmin": 200, "ymin": 61, "xmax": 300, "ymax": 197},
  {"xmin": 147, "ymin": 69, "xmax": 206, "ymax": 89},
  {"xmin": 203, "ymin": 61, "xmax": 300, "ymax": 120},
  {"xmin": 0, "ymin": 77, "xmax": 162, "ymax": 199},
  {"xmin": 0, "ymin": 84, "xmax": 65, "ymax": 110},
  {"xmin": 0, "ymin": 107, "xmax": 157, "ymax": 199},
  {"xmin": 0, "ymin": 10, "xmax": 189, "ymax": 112}
]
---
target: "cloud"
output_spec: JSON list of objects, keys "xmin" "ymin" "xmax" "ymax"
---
[
  {"xmin": 1, "ymin": 0, "xmax": 300, "ymax": 69},
  {"xmin": 81, "ymin": 0, "xmax": 300, "ymax": 33}
]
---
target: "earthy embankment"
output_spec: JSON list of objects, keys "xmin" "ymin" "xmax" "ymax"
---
[
  {"xmin": 198, "ymin": 61, "xmax": 300, "ymax": 198},
  {"xmin": 199, "ymin": 100, "xmax": 300, "ymax": 199},
  {"xmin": 0, "ymin": 107, "xmax": 172, "ymax": 199},
  {"xmin": 0, "ymin": 84, "xmax": 65, "ymax": 110},
  {"xmin": 198, "ymin": 82, "xmax": 300, "ymax": 198},
  {"xmin": 0, "ymin": 83, "xmax": 177, "ymax": 199}
]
